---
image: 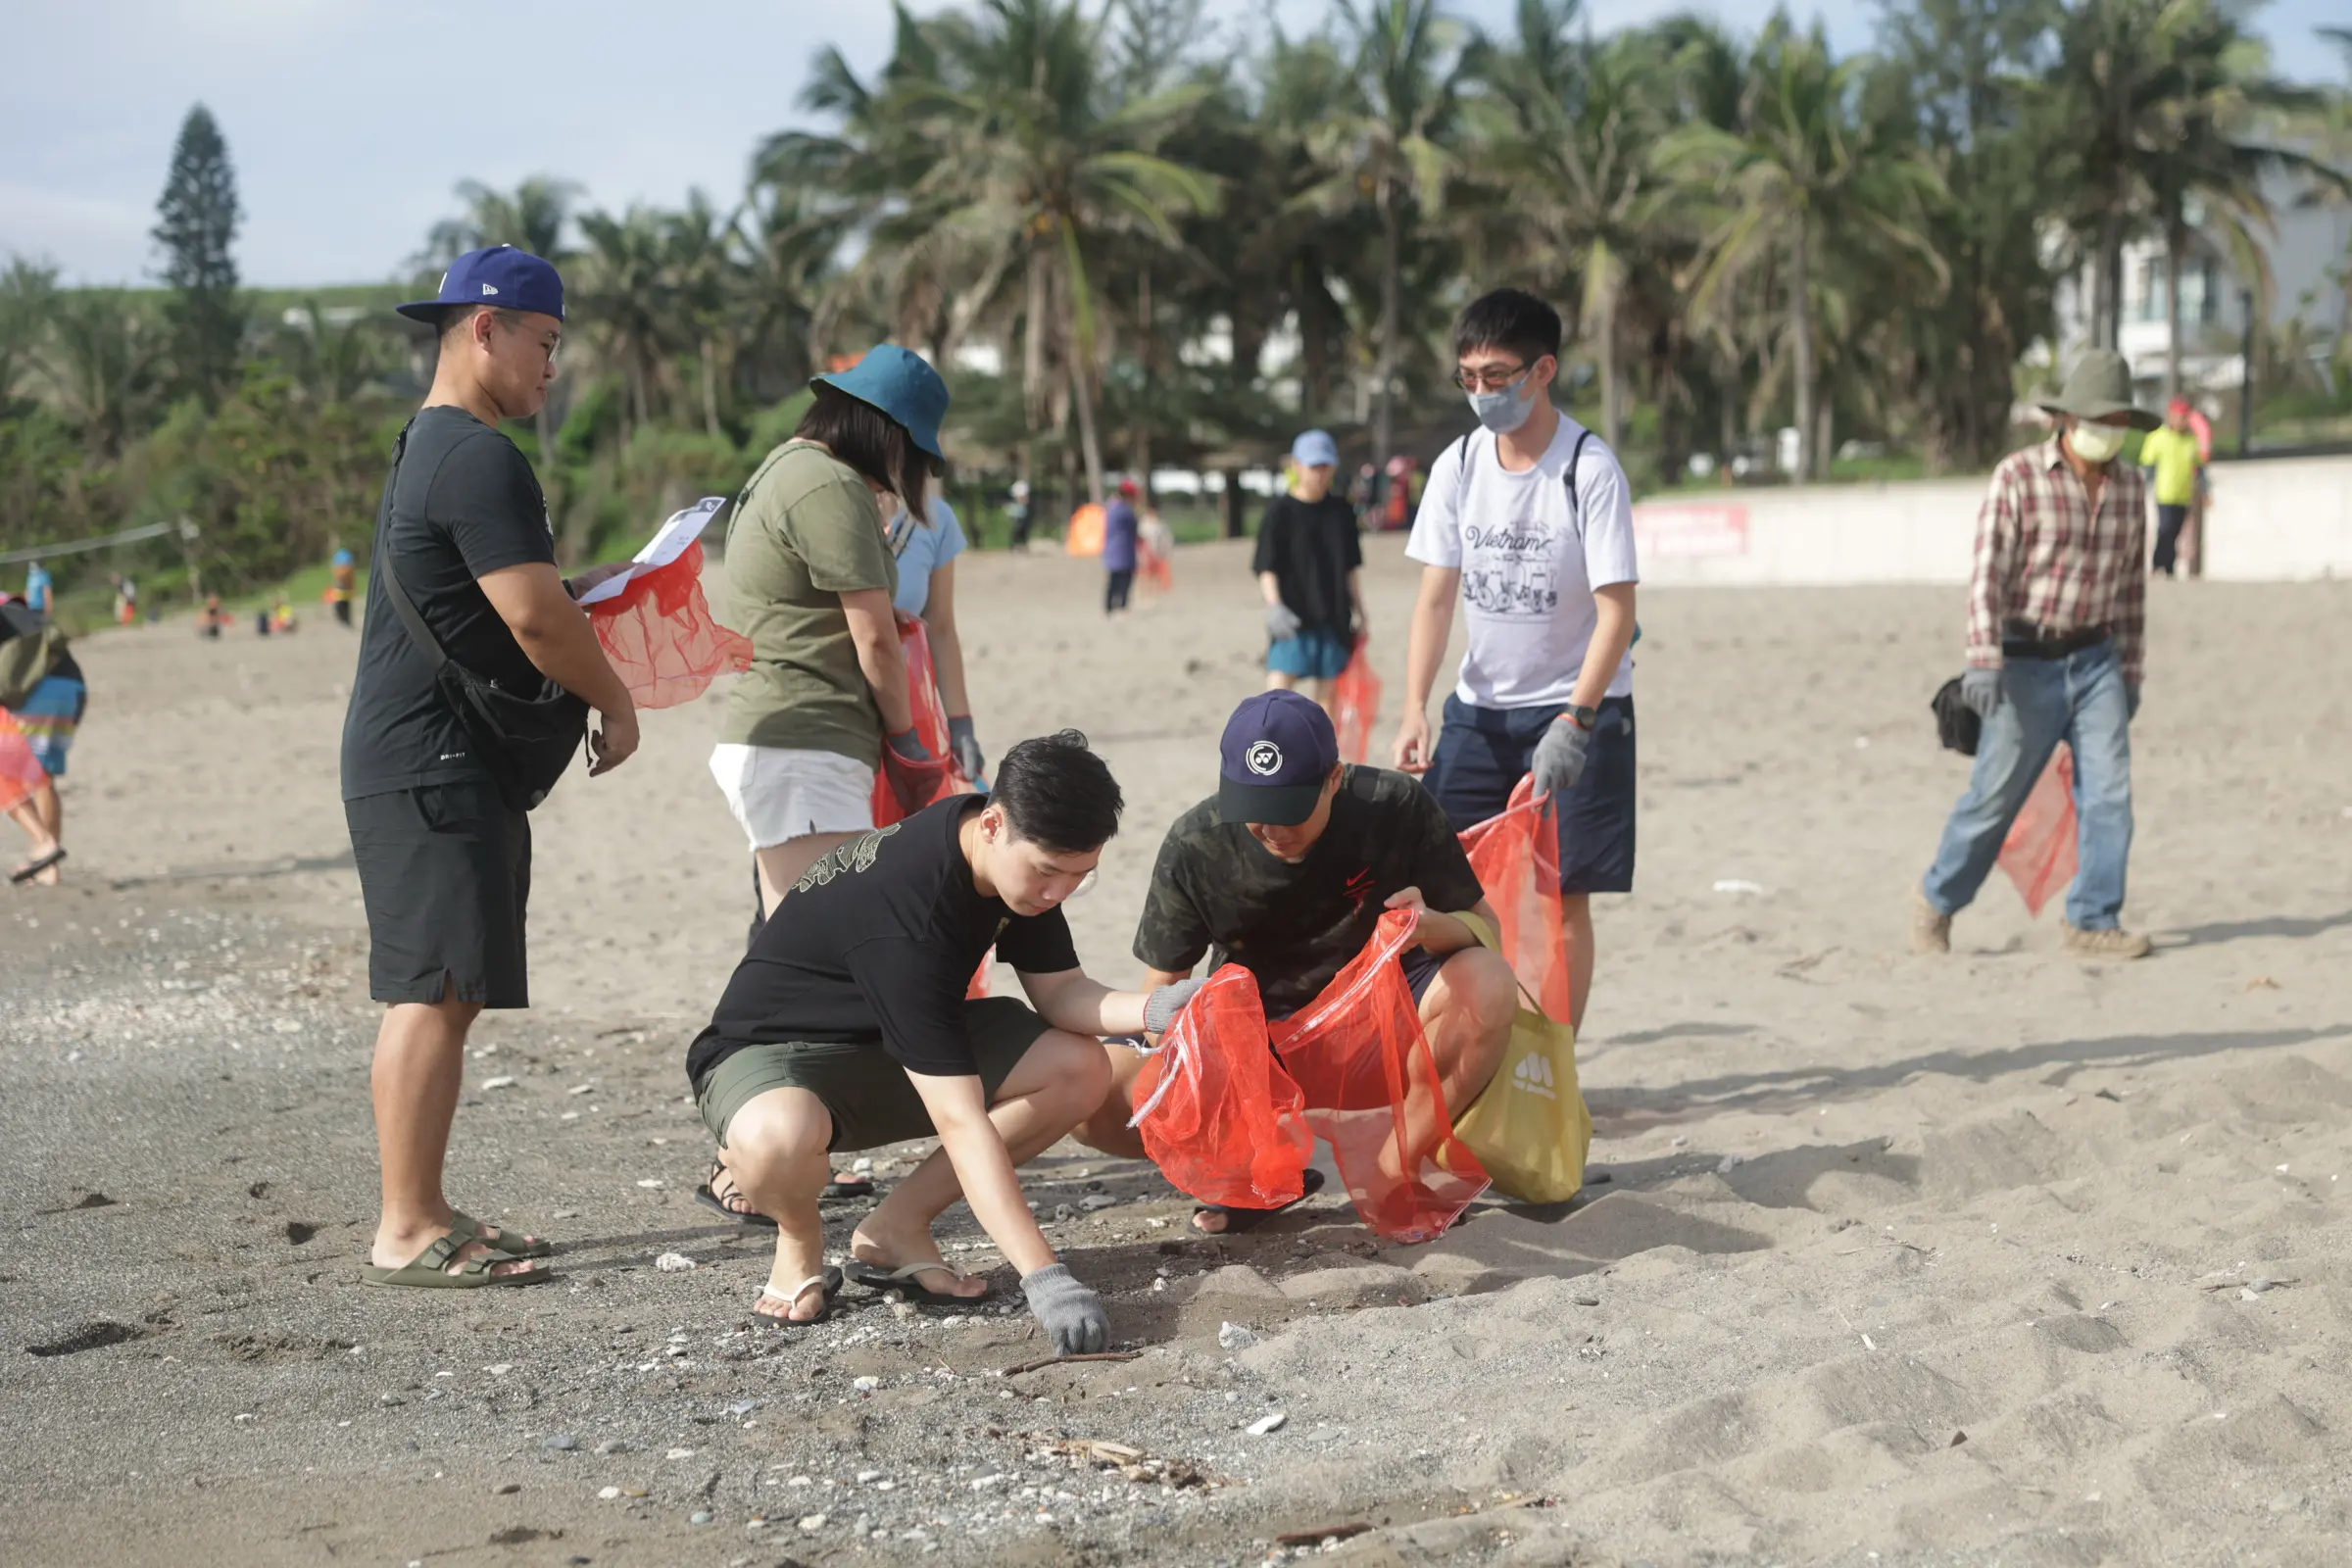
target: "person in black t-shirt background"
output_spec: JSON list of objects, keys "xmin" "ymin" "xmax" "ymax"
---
[
  {"xmin": 1254, "ymin": 428, "xmax": 1364, "ymax": 720},
  {"xmin": 688, "ymin": 732, "xmax": 1202, "ymax": 1347},
  {"xmin": 1079, "ymin": 691, "xmax": 1518, "ymax": 1232},
  {"xmin": 341, "ymin": 247, "xmax": 642, "ymax": 1291}
]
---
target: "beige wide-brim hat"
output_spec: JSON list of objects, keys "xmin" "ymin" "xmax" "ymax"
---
[{"xmin": 2037, "ymin": 348, "xmax": 2161, "ymax": 431}]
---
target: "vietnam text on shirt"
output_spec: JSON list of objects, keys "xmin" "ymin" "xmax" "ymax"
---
[{"xmin": 1405, "ymin": 416, "xmax": 1641, "ymax": 710}]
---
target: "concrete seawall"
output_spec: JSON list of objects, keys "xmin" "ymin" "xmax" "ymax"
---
[{"xmin": 1634, "ymin": 454, "xmax": 2352, "ymax": 585}]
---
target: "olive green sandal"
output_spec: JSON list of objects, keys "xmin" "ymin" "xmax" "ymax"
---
[
  {"xmin": 362, "ymin": 1231, "xmax": 552, "ymax": 1289},
  {"xmin": 450, "ymin": 1208, "xmax": 554, "ymax": 1259}
]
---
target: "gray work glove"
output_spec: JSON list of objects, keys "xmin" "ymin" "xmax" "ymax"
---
[
  {"xmin": 1959, "ymin": 667, "xmax": 2001, "ymax": 718},
  {"xmin": 1532, "ymin": 715, "xmax": 1593, "ymax": 800},
  {"xmin": 1021, "ymin": 1263, "xmax": 1109, "ymax": 1354},
  {"xmin": 886, "ymin": 726, "xmax": 932, "ymax": 762},
  {"xmin": 1143, "ymin": 976, "xmax": 1206, "ymax": 1036},
  {"xmin": 2126, "ymin": 683, "xmax": 2141, "ymax": 721},
  {"xmin": 1264, "ymin": 603, "xmax": 1303, "ymax": 642},
  {"xmin": 947, "ymin": 715, "xmax": 985, "ymax": 780}
]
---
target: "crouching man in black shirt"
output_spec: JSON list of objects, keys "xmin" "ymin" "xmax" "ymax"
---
[
  {"xmin": 686, "ymin": 732, "xmax": 1196, "ymax": 1350},
  {"xmin": 1078, "ymin": 691, "xmax": 1518, "ymax": 1232}
]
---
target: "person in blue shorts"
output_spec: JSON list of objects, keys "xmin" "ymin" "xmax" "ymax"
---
[
  {"xmin": 1253, "ymin": 429, "xmax": 1364, "ymax": 718},
  {"xmin": 1393, "ymin": 289, "xmax": 1640, "ymax": 1035},
  {"xmin": 0, "ymin": 594, "xmax": 86, "ymax": 886}
]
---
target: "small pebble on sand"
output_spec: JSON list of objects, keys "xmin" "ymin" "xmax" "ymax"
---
[
  {"xmin": 482, "ymin": 1076, "xmax": 517, "ymax": 1090},
  {"xmin": 689, "ymin": 1509, "xmax": 713, "ymax": 1526},
  {"xmin": 542, "ymin": 1434, "xmax": 576, "ymax": 1451},
  {"xmin": 597, "ymin": 1487, "xmax": 620, "ymax": 1500},
  {"xmin": 854, "ymin": 1376, "xmax": 880, "ymax": 1393},
  {"xmin": 635, "ymin": 1179, "xmax": 664, "ymax": 1189},
  {"xmin": 1248, "ymin": 1412, "xmax": 1288, "ymax": 1436},
  {"xmin": 654, "ymin": 1252, "xmax": 697, "ymax": 1273},
  {"xmin": 799, "ymin": 1513, "xmax": 829, "ymax": 1531}
]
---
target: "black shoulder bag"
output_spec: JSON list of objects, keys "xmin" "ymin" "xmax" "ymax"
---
[{"xmin": 372, "ymin": 419, "xmax": 588, "ymax": 812}]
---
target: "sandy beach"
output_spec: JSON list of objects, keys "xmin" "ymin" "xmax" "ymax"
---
[{"xmin": 5, "ymin": 536, "xmax": 2351, "ymax": 1567}]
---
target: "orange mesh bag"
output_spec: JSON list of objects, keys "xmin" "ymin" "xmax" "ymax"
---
[
  {"xmin": 1456, "ymin": 776, "xmax": 1572, "ymax": 1022},
  {"xmin": 0, "ymin": 709, "xmax": 46, "ymax": 817},
  {"xmin": 1331, "ymin": 635, "xmax": 1382, "ymax": 764},
  {"xmin": 586, "ymin": 539, "xmax": 753, "ymax": 710},
  {"xmin": 1273, "ymin": 909, "xmax": 1491, "ymax": 1243},
  {"xmin": 1998, "ymin": 745, "xmax": 2079, "ymax": 917},
  {"xmin": 1129, "ymin": 963, "xmax": 1314, "ymax": 1210},
  {"xmin": 871, "ymin": 616, "xmax": 976, "ymax": 826}
]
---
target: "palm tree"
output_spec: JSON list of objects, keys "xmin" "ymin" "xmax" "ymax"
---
[
  {"xmin": 662, "ymin": 189, "xmax": 741, "ymax": 437},
  {"xmin": 839, "ymin": 0, "xmax": 1218, "ymax": 502},
  {"xmin": 40, "ymin": 291, "xmax": 162, "ymax": 458},
  {"xmin": 1312, "ymin": 0, "xmax": 1467, "ymax": 472},
  {"xmin": 0, "ymin": 258, "xmax": 57, "ymax": 412},
  {"xmin": 1659, "ymin": 17, "xmax": 1947, "ymax": 479},
  {"xmin": 1473, "ymin": 2, "xmax": 1676, "ymax": 451},
  {"xmin": 573, "ymin": 207, "xmax": 675, "ymax": 444}
]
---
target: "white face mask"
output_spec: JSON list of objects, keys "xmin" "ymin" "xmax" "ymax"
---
[{"xmin": 2068, "ymin": 420, "xmax": 2127, "ymax": 465}]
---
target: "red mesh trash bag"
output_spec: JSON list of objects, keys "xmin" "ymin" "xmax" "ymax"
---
[
  {"xmin": 1139, "ymin": 538, "xmax": 1174, "ymax": 593},
  {"xmin": 1331, "ymin": 634, "xmax": 1382, "ymax": 764},
  {"xmin": 586, "ymin": 539, "xmax": 752, "ymax": 710},
  {"xmin": 0, "ymin": 709, "xmax": 46, "ymax": 816},
  {"xmin": 1457, "ymin": 776, "xmax": 1572, "ymax": 1022},
  {"xmin": 1129, "ymin": 963, "xmax": 1314, "ymax": 1210},
  {"xmin": 1998, "ymin": 745, "xmax": 2078, "ymax": 917},
  {"xmin": 1273, "ymin": 909, "xmax": 1490, "ymax": 1243},
  {"xmin": 872, "ymin": 616, "xmax": 977, "ymax": 826}
]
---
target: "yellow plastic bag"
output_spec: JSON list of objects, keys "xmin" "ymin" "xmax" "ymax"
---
[{"xmin": 1448, "ymin": 913, "xmax": 1592, "ymax": 1204}]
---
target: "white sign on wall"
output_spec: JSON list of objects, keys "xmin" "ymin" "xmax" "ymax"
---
[{"xmin": 1635, "ymin": 503, "xmax": 1750, "ymax": 559}]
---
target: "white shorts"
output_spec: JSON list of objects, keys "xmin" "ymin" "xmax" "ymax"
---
[{"xmin": 708, "ymin": 744, "xmax": 875, "ymax": 850}]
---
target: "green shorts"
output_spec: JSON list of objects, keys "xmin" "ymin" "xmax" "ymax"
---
[{"xmin": 695, "ymin": 997, "xmax": 1056, "ymax": 1153}]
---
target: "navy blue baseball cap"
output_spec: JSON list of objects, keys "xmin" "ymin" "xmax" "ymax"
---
[
  {"xmin": 1217, "ymin": 690, "xmax": 1341, "ymax": 826},
  {"xmin": 397, "ymin": 245, "xmax": 565, "ymax": 324},
  {"xmin": 812, "ymin": 344, "xmax": 949, "ymax": 459}
]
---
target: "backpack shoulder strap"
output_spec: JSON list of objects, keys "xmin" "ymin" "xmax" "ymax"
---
[
  {"xmin": 1449, "ymin": 431, "xmax": 1476, "ymax": 517},
  {"xmin": 1561, "ymin": 428, "xmax": 1592, "ymax": 536}
]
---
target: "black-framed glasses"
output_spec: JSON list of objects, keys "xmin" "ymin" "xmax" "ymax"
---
[{"xmin": 1452, "ymin": 362, "xmax": 1531, "ymax": 393}]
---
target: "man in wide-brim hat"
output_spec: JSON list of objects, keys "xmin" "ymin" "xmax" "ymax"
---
[{"xmin": 1912, "ymin": 348, "xmax": 2161, "ymax": 960}]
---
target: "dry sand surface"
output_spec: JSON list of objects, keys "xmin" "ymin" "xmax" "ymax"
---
[{"xmin": 5, "ymin": 536, "xmax": 2352, "ymax": 1568}]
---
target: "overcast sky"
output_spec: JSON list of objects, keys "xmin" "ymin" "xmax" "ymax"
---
[{"xmin": 3, "ymin": 0, "xmax": 2341, "ymax": 289}]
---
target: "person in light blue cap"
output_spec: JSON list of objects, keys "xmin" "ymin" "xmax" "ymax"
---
[
  {"xmin": 703, "ymin": 342, "xmax": 962, "ymax": 1238},
  {"xmin": 1252, "ymin": 427, "xmax": 1364, "ymax": 718}
]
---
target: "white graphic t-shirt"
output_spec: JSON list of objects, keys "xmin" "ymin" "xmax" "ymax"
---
[{"xmin": 1405, "ymin": 416, "xmax": 1640, "ymax": 709}]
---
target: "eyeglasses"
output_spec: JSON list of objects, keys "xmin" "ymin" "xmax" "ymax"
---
[{"xmin": 1452, "ymin": 362, "xmax": 1531, "ymax": 393}]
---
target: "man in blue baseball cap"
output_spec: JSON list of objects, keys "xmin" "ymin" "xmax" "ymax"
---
[
  {"xmin": 1079, "ymin": 690, "xmax": 1516, "ymax": 1232},
  {"xmin": 1254, "ymin": 428, "xmax": 1364, "ymax": 718},
  {"xmin": 342, "ymin": 244, "xmax": 641, "ymax": 1289}
]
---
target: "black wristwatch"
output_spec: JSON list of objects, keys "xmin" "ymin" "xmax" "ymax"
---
[{"xmin": 1563, "ymin": 705, "xmax": 1600, "ymax": 732}]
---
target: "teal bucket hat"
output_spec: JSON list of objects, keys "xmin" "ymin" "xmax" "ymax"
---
[{"xmin": 811, "ymin": 344, "xmax": 950, "ymax": 458}]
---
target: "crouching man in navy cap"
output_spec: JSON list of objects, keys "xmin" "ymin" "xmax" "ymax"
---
[{"xmin": 1078, "ymin": 690, "xmax": 1517, "ymax": 1232}]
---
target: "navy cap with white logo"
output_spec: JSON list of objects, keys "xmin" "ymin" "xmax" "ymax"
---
[
  {"xmin": 1216, "ymin": 690, "xmax": 1340, "ymax": 826},
  {"xmin": 396, "ymin": 245, "xmax": 565, "ymax": 324}
]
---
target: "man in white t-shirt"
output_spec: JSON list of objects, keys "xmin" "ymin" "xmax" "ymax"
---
[{"xmin": 1393, "ymin": 288, "xmax": 1640, "ymax": 1034}]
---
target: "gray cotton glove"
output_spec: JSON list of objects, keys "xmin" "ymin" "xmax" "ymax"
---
[
  {"xmin": 1959, "ymin": 667, "xmax": 2002, "ymax": 718},
  {"xmin": 886, "ymin": 726, "xmax": 932, "ymax": 762},
  {"xmin": 1144, "ymin": 976, "xmax": 1206, "ymax": 1036},
  {"xmin": 947, "ymin": 715, "xmax": 986, "ymax": 780},
  {"xmin": 1021, "ymin": 1263, "xmax": 1109, "ymax": 1354},
  {"xmin": 1532, "ymin": 716, "xmax": 1593, "ymax": 800},
  {"xmin": 1264, "ymin": 603, "xmax": 1303, "ymax": 642}
]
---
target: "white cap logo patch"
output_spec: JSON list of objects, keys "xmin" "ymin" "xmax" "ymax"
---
[
  {"xmin": 480, "ymin": 282, "xmax": 500, "ymax": 296},
  {"xmin": 1245, "ymin": 741, "xmax": 1283, "ymax": 776}
]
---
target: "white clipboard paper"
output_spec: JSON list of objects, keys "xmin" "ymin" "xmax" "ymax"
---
[{"xmin": 575, "ymin": 495, "xmax": 728, "ymax": 606}]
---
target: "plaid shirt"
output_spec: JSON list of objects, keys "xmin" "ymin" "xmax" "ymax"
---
[{"xmin": 1967, "ymin": 438, "xmax": 2148, "ymax": 687}]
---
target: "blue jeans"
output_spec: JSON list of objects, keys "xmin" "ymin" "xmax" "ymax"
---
[{"xmin": 1922, "ymin": 641, "xmax": 2133, "ymax": 929}]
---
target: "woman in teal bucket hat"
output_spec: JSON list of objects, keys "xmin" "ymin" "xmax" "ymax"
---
[{"xmin": 700, "ymin": 343, "xmax": 954, "ymax": 1245}]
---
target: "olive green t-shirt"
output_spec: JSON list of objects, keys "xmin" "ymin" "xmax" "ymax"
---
[{"xmin": 719, "ymin": 440, "xmax": 899, "ymax": 763}]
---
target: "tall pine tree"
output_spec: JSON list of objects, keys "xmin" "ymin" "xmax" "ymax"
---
[{"xmin": 153, "ymin": 104, "xmax": 245, "ymax": 406}]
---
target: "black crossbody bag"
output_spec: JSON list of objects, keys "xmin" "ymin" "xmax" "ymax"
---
[{"xmin": 371, "ymin": 419, "xmax": 587, "ymax": 812}]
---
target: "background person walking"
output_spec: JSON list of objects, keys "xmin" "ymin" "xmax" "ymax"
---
[
  {"xmin": 1102, "ymin": 477, "xmax": 1141, "ymax": 614},
  {"xmin": 341, "ymin": 246, "xmax": 641, "ymax": 1289},
  {"xmin": 1914, "ymin": 349, "xmax": 2157, "ymax": 960},
  {"xmin": 2139, "ymin": 398, "xmax": 2204, "ymax": 578},
  {"xmin": 1254, "ymin": 428, "xmax": 1364, "ymax": 720}
]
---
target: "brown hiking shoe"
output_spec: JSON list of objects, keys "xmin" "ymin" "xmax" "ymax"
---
[
  {"xmin": 2062, "ymin": 922, "xmax": 2153, "ymax": 960},
  {"xmin": 1910, "ymin": 887, "xmax": 1951, "ymax": 955}
]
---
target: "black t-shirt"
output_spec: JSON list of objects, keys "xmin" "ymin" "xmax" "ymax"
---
[
  {"xmin": 339, "ymin": 407, "xmax": 558, "ymax": 801},
  {"xmin": 1250, "ymin": 494, "xmax": 1363, "ymax": 636},
  {"xmin": 685, "ymin": 796, "xmax": 1082, "ymax": 1086},
  {"xmin": 1132, "ymin": 765, "xmax": 1486, "ymax": 1016}
]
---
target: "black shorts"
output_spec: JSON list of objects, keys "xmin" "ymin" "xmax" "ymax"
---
[
  {"xmin": 346, "ymin": 782, "xmax": 532, "ymax": 1008},
  {"xmin": 1426, "ymin": 694, "xmax": 1637, "ymax": 895}
]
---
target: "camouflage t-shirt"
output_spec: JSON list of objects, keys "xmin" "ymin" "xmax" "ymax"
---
[{"xmin": 685, "ymin": 796, "xmax": 1077, "ymax": 1083}]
